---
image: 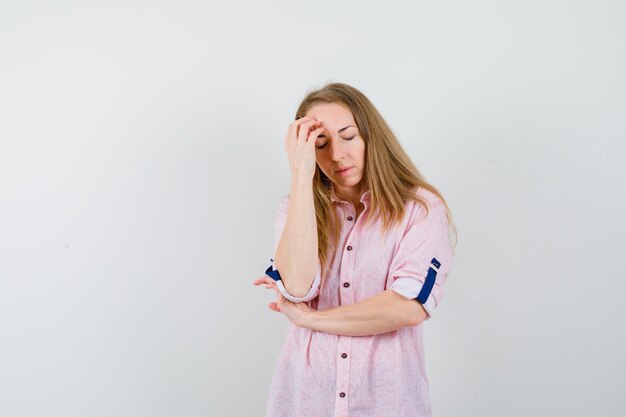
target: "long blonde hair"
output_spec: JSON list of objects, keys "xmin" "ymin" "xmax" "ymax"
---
[{"xmin": 295, "ymin": 82, "xmax": 458, "ymax": 280}]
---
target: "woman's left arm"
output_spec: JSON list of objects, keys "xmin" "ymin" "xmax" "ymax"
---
[
  {"xmin": 300, "ymin": 289, "xmax": 427, "ymax": 336},
  {"xmin": 254, "ymin": 276, "xmax": 428, "ymax": 336}
]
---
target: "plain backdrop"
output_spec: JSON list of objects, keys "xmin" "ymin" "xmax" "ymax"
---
[{"xmin": 1, "ymin": 1, "xmax": 625, "ymax": 416}]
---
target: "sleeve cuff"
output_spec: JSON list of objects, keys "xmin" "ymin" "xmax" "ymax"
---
[
  {"xmin": 390, "ymin": 277, "xmax": 437, "ymax": 320},
  {"xmin": 266, "ymin": 258, "xmax": 321, "ymax": 303}
]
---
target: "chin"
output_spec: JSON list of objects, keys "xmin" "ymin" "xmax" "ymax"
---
[{"xmin": 338, "ymin": 177, "xmax": 362, "ymax": 186}]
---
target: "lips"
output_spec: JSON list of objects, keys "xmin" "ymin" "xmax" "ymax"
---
[{"xmin": 336, "ymin": 166, "xmax": 353, "ymax": 173}]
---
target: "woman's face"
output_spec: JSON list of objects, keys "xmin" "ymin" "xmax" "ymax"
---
[{"xmin": 305, "ymin": 102, "xmax": 366, "ymax": 194}]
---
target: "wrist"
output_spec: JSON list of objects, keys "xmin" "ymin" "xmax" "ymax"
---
[
  {"xmin": 300, "ymin": 309, "xmax": 318, "ymax": 330},
  {"xmin": 290, "ymin": 176, "xmax": 313, "ymax": 192}
]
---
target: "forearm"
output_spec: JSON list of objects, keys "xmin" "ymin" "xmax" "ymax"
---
[
  {"xmin": 300, "ymin": 290, "xmax": 427, "ymax": 337},
  {"xmin": 274, "ymin": 178, "xmax": 319, "ymax": 297}
]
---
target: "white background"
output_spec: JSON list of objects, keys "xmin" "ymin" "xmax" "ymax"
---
[{"xmin": 1, "ymin": 1, "xmax": 625, "ymax": 416}]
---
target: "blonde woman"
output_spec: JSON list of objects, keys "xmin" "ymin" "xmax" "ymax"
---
[{"xmin": 253, "ymin": 82, "xmax": 457, "ymax": 417}]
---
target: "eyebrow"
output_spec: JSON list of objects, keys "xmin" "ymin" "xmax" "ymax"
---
[{"xmin": 317, "ymin": 125, "xmax": 356, "ymax": 139}]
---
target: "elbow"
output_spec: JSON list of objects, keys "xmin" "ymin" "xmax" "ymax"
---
[
  {"xmin": 273, "ymin": 258, "xmax": 310, "ymax": 298},
  {"xmin": 387, "ymin": 289, "xmax": 427, "ymax": 327},
  {"xmin": 405, "ymin": 301, "xmax": 428, "ymax": 326},
  {"xmin": 406, "ymin": 315, "xmax": 424, "ymax": 327},
  {"xmin": 281, "ymin": 270, "xmax": 316, "ymax": 299},
  {"xmin": 283, "ymin": 281, "xmax": 309, "ymax": 298},
  {"xmin": 393, "ymin": 293, "xmax": 428, "ymax": 327},
  {"xmin": 277, "ymin": 264, "xmax": 319, "ymax": 299}
]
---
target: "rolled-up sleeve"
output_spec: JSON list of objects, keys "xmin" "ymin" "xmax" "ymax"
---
[
  {"xmin": 388, "ymin": 199, "xmax": 454, "ymax": 320},
  {"xmin": 266, "ymin": 195, "xmax": 321, "ymax": 303}
]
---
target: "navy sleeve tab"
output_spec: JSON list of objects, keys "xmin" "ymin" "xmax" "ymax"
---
[
  {"xmin": 415, "ymin": 258, "xmax": 440, "ymax": 304},
  {"xmin": 265, "ymin": 258, "xmax": 282, "ymax": 282}
]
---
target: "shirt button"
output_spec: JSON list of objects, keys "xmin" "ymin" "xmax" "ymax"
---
[
  {"xmin": 341, "ymin": 353, "xmax": 347, "ymax": 358},
  {"xmin": 347, "ymin": 216, "xmax": 353, "ymax": 221},
  {"xmin": 347, "ymin": 245, "xmax": 352, "ymax": 251},
  {"xmin": 339, "ymin": 392, "xmax": 346, "ymax": 398},
  {"xmin": 343, "ymin": 282, "xmax": 350, "ymax": 288}
]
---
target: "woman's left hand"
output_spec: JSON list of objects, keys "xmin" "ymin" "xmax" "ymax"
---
[{"xmin": 252, "ymin": 276, "xmax": 313, "ymax": 327}]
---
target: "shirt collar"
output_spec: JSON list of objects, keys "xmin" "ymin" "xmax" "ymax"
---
[{"xmin": 330, "ymin": 185, "xmax": 371, "ymax": 205}]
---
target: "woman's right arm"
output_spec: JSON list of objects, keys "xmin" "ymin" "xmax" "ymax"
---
[
  {"xmin": 274, "ymin": 178, "xmax": 319, "ymax": 298},
  {"xmin": 273, "ymin": 117, "xmax": 324, "ymax": 298}
]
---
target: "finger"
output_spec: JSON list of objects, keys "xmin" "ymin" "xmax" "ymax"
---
[
  {"xmin": 253, "ymin": 277, "xmax": 269, "ymax": 285},
  {"xmin": 260, "ymin": 277, "xmax": 278, "ymax": 289},
  {"xmin": 294, "ymin": 116, "xmax": 314, "ymax": 124},
  {"xmin": 297, "ymin": 120, "xmax": 322, "ymax": 143},
  {"xmin": 298, "ymin": 119, "xmax": 322, "ymax": 139},
  {"xmin": 269, "ymin": 302, "xmax": 281, "ymax": 312},
  {"xmin": 295, "ymin": 120, "xmax": 315, "ymax": 141},
  {"xmin": 289, "ymin": 117, "xmax": 314, "ymax": 137},
  {"xmin": 287, "ymin": 118, "xmax": 311, "ymax": 145},
  {"xmin": 253, "ymin": 276, "xmax": 276, "ymax": 288},
  {"xmin": 307, "ymin": 126, "xmax": 325, "ymax": 144}
]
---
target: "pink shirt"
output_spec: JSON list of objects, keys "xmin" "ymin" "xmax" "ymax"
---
[{"xmin": 265, "ymin": 186, "xmax": 454, "ymax": 417}]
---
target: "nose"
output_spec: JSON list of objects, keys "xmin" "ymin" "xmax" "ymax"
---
[{"xmin": 329, "ymin": 140, "xmax": 345, "ymax": 162}]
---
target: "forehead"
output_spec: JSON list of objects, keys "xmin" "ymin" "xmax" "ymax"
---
[{"xmin": 305, "ymin": 102, "xmax": 355, "ymax": 126}]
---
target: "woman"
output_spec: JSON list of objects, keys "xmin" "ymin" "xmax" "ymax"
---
[{"xmin": 253, "ymin": 82, "xmax": 457, "ymax": 417}]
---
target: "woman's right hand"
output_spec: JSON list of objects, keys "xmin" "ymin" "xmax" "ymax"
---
[{"xmin": 284, "ymin": 116, "xmax": 324, "ymax": 182}]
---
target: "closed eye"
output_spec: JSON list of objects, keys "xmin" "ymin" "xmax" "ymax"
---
[{"xmin": 316, "ymin": 136, "xmax": 356, "ymax": 149}]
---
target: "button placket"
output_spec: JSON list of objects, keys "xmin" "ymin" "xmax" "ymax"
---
[
  {"xmin": 334, "ymin": 206, "xmax": 357, "ymax": 417},
  {"xmin": 339, "ymin": 205, "xmax": 357, "ymax": 307},
  {"xmin": 334, "ymin": 335, "xmax": 352, "ymax": 416}
]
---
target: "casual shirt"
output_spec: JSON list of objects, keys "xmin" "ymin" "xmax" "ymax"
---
[{"xmin": 264, "ymin": 186, "xmax": 454, "ymax": 417}]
